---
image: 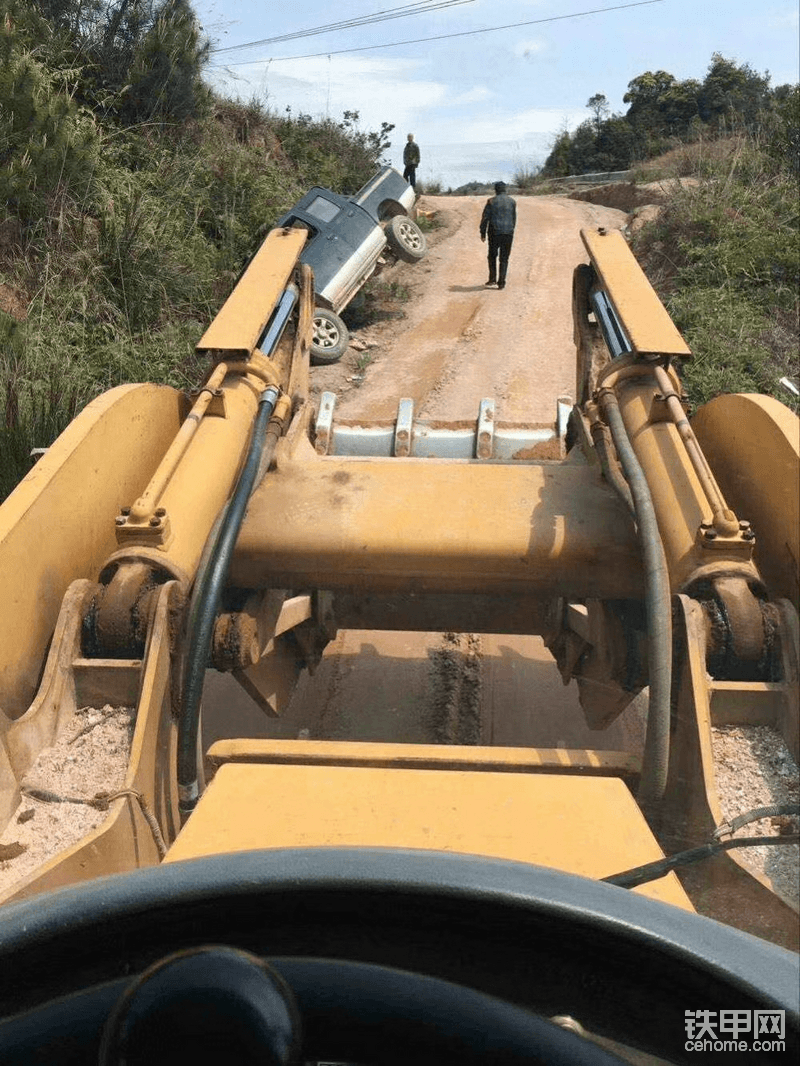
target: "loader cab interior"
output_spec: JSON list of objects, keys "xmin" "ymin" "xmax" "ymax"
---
[{"xmin": 0, "ymin": 848, "xmax": 797, "ymax": 1065}]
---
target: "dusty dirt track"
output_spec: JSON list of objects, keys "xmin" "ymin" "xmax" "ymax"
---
[{"xmin": 205, "ymin": 194, "xmax": 646, "ymax": 756}]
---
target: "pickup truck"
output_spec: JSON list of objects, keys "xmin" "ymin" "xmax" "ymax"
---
[{"xmin": 278, "ymin": 166, "xmax": 427, "ymax": 363}]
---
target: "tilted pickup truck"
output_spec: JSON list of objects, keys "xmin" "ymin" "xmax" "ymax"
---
[{"xmin": 278, "ymin": 165, "xmax": 426, "ymax": 363}]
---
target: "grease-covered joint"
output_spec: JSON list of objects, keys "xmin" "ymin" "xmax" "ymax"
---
[
  {"xmin": 690, "ymin": 573, "xmax": 781, "ymax": 681},
  {"xmin": 83, "ymin": 561, "xmax": 168, "ymax": 659},
  {"xmin": 212, "ymin": 611, "xmax": 260, "ymax": 672}
]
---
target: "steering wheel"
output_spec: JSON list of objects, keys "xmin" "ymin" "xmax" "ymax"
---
[{"xmin": 0, "ymin": 849, "xmax": 797, "ymax": 1065}]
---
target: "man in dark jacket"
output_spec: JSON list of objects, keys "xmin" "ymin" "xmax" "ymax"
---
[
  {"xmin": 403, "ymin": 133, "xmax": 420, "ymax": 189},
  {"xmin": 480, "ymin": 181, "xmax": 516, "ymax": 289}
]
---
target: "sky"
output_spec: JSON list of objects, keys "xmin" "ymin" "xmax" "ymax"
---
[{"xmin": 192, "ymin": 0, "xmax": 800, "ymax": 189}]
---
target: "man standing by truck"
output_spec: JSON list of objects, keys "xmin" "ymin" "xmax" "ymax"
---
[
  {"xmin": 403, "ymin": 133, "xmax": 420, "ymax": 189},
  {"xmin": 480, "ymin": 181, "xmax": 517, "ymax": 289}
]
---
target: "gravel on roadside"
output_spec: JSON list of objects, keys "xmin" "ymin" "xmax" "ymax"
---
[
  {"xmin": 0, "ymin": 705, "xmax": 134, "ymax": 894},
  {"xmin": 711, "ymin": 724, "xmax": 799, "ymax": 907}
]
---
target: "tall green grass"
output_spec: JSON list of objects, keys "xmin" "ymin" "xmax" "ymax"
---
[
  {"xmin": 633, "ymin": 137, "xmax": 799, "ymax": 412},
  {"xmin": 0, "ymin": 95, "xmax": 390, "ymax": 498}
]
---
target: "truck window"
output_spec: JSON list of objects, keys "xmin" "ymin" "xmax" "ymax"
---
[{"xmin": 306, "ymin": 195, "xmax": 340, "ymax": 224}]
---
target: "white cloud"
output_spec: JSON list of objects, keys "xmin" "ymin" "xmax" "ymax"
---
[
  {"xmin": 207, "ymin": 53, "xmax": 447, "ymax": 136},
  {"xmin": 770, "ymin": 8, "xmax": 799, "ymax": 30},
  {"xmin": 204, "ymin": 37, "xmax": 587, "ymax": 185},
  {"xmin": 449, "ymin": 86, "xmax": 493, "ymax": 105},
  {"xmin": 513, "ymin": 38, "xmax": 546, "ymax": 58},
  {"xmin": 453, "ymin": 106, "xmax": 587, "ymax": 143}
]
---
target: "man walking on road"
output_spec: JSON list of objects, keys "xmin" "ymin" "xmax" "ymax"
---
[
  {"xmin": 480, "ymin": 181, "xmax": 516, "ymax": 289},
  {"xmin": 403, "ymin": 133, "xmax": 420, "ymax": 189}
]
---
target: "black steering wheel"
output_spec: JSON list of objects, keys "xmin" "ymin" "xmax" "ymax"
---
[{"xmin": 0, "ymin": 849, "xmax": 797, "ymax": 1064}]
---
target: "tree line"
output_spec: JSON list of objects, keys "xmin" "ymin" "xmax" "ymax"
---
[{"xmin": 543, "ymin": 54, "xmax": 799, "ymax": 176}]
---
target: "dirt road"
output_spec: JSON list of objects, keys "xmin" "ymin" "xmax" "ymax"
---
[{"xmin": 205, "ymin": 194, "xmax": 644, "ymax": 756}]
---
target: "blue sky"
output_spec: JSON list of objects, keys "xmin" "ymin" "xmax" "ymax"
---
[{"xmin": 193, "ymin": 0, "xmax": 800, "ymax": 188}]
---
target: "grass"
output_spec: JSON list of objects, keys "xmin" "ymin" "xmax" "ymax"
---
[
  {"xmin": 354, "ymin": 351, "xmax": 375, "ymax": 374},
  {"xmin": 512, "ymin": 166, "xmax": 541, "ymax": 190},
  {"xmin": 415, "ymin": 212, "xmax": 442, "ymax": 233},
  {"xmin": 375, "ymin": 281, "xmax": 412, "ymax": 302},
  {"xmin": 632, "ymin": 137, "xmax": 799, "ymax": 412},
  {"xmin": 0, "ymin": 95, "xmax": 391, "ymax": 499},
  {"xmin": 629, "ymin": 136, "xmax": 745, "ymax": 183},
  {"xmin": 417, "ymin": 178, "xmax": 443, "ymax": 196}
]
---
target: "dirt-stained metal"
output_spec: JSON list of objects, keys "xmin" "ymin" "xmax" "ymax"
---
[
  {"xmin": 0, "ymin": 385, "xmax": 185, "ymax": 718},
  {"xmin": 231, "ymin": 451, "xmax": 643, "ymax": 598},
  {"xmin": 659, "ymin": 595, "xmax": 799, "ymax": 950}
]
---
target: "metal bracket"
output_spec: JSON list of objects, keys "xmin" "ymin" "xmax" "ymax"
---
[
  {"xmin": 476, "ymin": 399, "xmax": 495, "ymax": 460},
  {"xmin": 187, "ymin": 388, "xmax": 226, "ymax": 418},
  {"xmin": 696, "ymin": 522, "xmax": 754, "ymax": 560},
  {"xmin": 315, "ymin": 391, "xmax": 336, "ymax": 455},
  {"xmin": 394, "ymin": 398, "xmax": 414, "ymax": 457},
  {"xmin": 114, "ymin": 507, "xmax": 173, "ymax": 548},
  {"xmin": 649, "ymin": 392, "xmax": 689, "ymax": 423}
]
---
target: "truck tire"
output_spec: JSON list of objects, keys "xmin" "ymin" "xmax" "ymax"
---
[
  {"xmin": 385, "ymin": 215, "xmax": 426, "ymax": 263},
  {"xmin": 311, "ymin": 308, "xmax": 349, "ymax": 365}
]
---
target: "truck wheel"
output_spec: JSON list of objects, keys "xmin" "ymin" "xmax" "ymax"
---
[
  {"xmin": 311, "ymin": 308, "xmax": 349, "ymax": 365},
  {"xmin": 385, "ymin": 215, "xmax": 427, "ymax": 263}
]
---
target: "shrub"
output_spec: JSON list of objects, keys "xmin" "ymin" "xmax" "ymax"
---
[
  {"xmin": 634, "ymin": 139, "xmax": 799, "ymax": 410},
  {"xmin": 0, "ymin": 29, "xmax": 99, "ymax": 223}
]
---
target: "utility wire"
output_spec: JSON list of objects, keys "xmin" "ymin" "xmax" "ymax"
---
[
  {"xmin": 213, "ymin": 0, "xmax": 475, "ymax": 55},
  {"xmin": 209, "ymin": 0, "xmax": 667, "ymax": 67}
]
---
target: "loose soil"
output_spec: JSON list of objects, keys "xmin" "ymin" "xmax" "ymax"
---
[{"xmin": 311, "ymin": 194, "xmax": 627, "ymax": 424}]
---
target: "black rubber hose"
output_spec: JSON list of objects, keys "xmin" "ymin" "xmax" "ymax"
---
[
  {"xmin": 600, "ymin": 390, "xmax": 672, "ymax": 807},
  {"xmin": 177, "ymin": 386, "xmax": 280, "ymax": 814},
  {"xmin": 589, "ymin": 418, "xmax": 635, "ymax": 517},
  {"xmin": 603, "ymin": 832, "xmax": 800, "ymax": 889}
]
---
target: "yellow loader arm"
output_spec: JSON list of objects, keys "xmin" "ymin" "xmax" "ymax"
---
[{"xmin": 0, "ymin": 223, "xmax": 797, "ymax": 951}]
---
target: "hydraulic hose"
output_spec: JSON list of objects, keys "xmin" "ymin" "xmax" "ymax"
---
[
  {"xmin": 599, "ymin": 389, "xmax": 672, "ymax": 807},
  {"xmin": 177, "ymin": 385, "xmax": 280, "ymax": 815},
  {"xmin": 588, "ymin": 413, "xmax": 635, "ymax": 517}
]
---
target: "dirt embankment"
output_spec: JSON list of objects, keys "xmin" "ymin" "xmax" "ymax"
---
[{"xmin": 567, "ymin": 177, "xmax": 699, "ymax": 213}]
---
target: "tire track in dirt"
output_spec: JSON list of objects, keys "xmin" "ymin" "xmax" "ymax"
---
[{"xmin": 428, "ymin": 633, "xmax": 482, "ymax": 745}]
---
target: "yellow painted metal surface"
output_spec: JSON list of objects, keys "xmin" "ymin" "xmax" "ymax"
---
[
  {"xmin": 196, "ymin": 228, "xmax": 307, "ymax": 357},
  {"xmin": 692, "ymin": 394, "xmax": 800, "ymax": 605},
  {"xmin": 581, "ymin": 228, "xmax": 692, "ymax": 358},
  {"xmin": 125, "ymin": 362, "xmax": 229, "ymax": 526},
  {"xmin": 166, "ymin": 762, "xmax": 693, "ymax": 910},
  {"xmin": 231, "ymin": 454, "xmax": 643, "ymax": 597},
  {"xmin": 613, "ymin": 376, "xmax": 758, "ymax": 591},
  {"xmin": 661, "ymin": 596, "xmax": 799, "ymax": 949},
  {"xmin": 104, "ymin": 368, "xmax": 267, "ymax": 585},
  {"xmin": 208, "ymin": 738, "xmax": 640, "ymax": 778},
  {"xmin": 0, "ymin": 384, "xmax": 183, "ymax": 719},
  {"xmin": 0, "ymin": 583, "xmax": 177, "ymax": 904}
]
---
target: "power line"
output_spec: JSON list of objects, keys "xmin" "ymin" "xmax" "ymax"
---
[
  {"xmin": 209, "ymin": 0, "xmax": 667, "ymax": 67},
  {"xmin": 212, "ymin": 1, "xmax": 475, "ymax": 56}
]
